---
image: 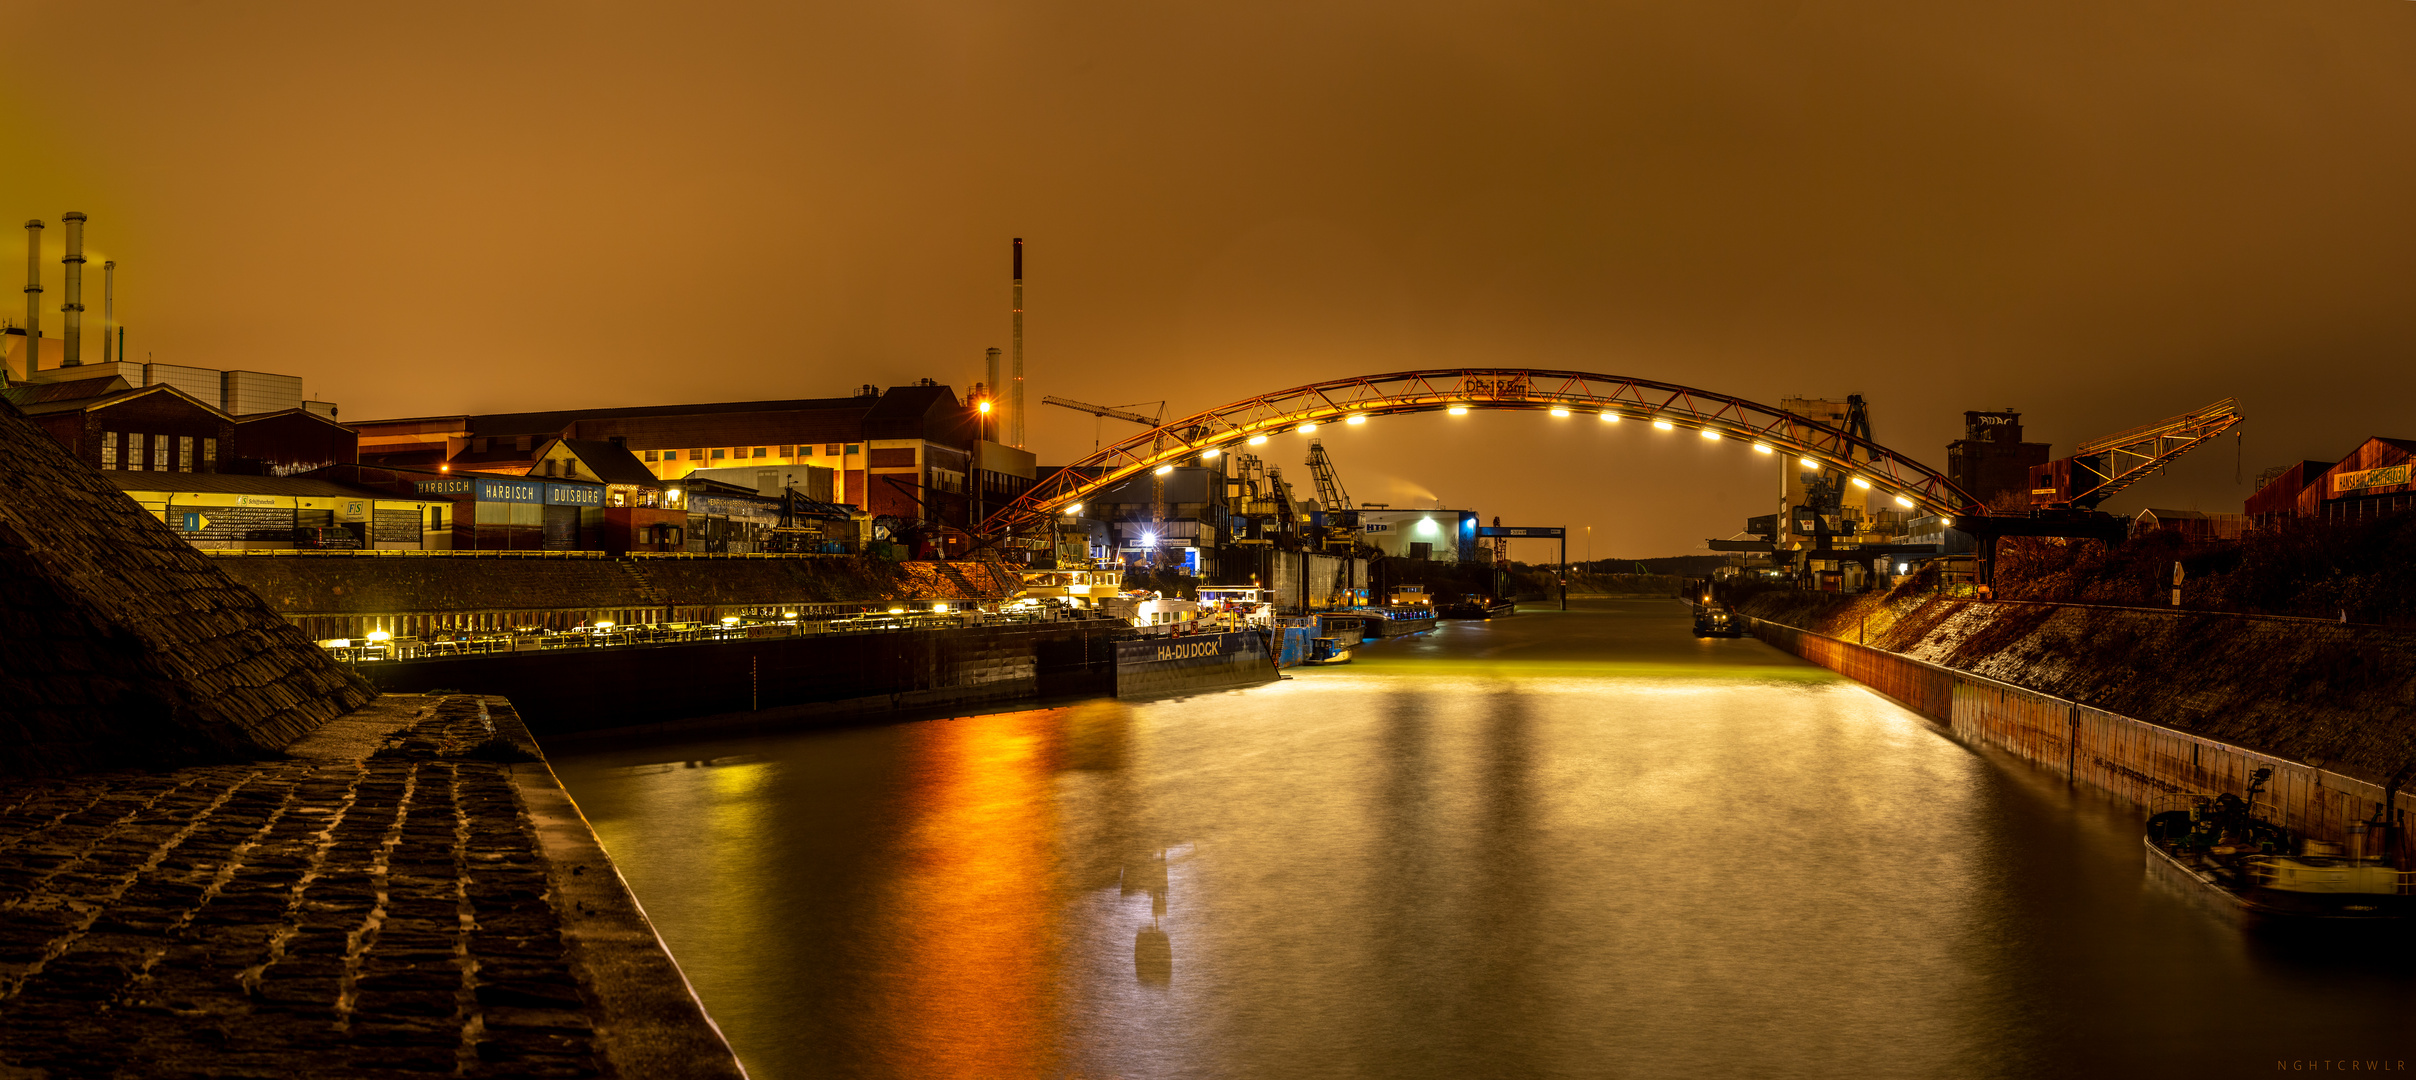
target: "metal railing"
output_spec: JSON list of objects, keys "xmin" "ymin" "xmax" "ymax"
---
[{"xmin": 326, "ymin": 607, "xmax": 1123, "ymax": 663}]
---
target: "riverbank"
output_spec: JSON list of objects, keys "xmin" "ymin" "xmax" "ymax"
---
[
  {"xmin": 0, "ymin": 693, "xmax": 745, "ymax": 1079},
  {"xmin": 1737, "ymin": 589, "xmax": 2416, "ymax": 860}
]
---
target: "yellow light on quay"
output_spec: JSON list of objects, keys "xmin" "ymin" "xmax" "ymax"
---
[
  {"xmin": 594, "ymin": 621, "xmax": 614, "ymax": 630},
  {"xmin": 1652, "ymin": 420, "xmax": 1675, "ymax": 431},
  {"xmin": 721, "ymin": 616, "xmax": 741, "ymax": 625}
]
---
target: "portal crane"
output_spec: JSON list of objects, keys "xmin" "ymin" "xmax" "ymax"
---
[{"xmin": 1305, "ymin": 439, "xmax": 1357, "ymax": 552}]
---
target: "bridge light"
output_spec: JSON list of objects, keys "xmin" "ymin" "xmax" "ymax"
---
[
  {"xmin": 1155, "ymin": 464, "xmax": 1175, "ymax": 476},
  {"xmin": 1549, "ymin": 408, "xmax": 1571, "ymax": 418},
  {"xmin": 1940, "ymin": 516, "xmax": 1955, "ymax": 527},
  {"xmin": 1447, "ymin": 405, "xmax": 1469, "ymax": 416},
  {"xmin": 1651, "ymin": 420, "xmax": 1675, "ymax": 431},
  {"xmin": 1345, "ymin": 414, "xmax": 1367, "ymax": 425},
  {"xmin": 1752, "ymin": 443, "xmax": 1773, "ymax": 454},
  {"xmin": 1065, "ymin": 503, "xmax": 1083, "ymax": 514},
  {"xmin": 1248, "ymin": 434, "xmax": 1269, "ymax": 445},
  {"xmin": 1894, "ymin": 495, "xmax": 1915, "ymax": 508},
  {"xmin": 1298, "ymin": 423, "xmax": 1319, "ymax": 433},
  {"xmin": 1850, "ymin": 476, "xmax": 1872, "ymax": 490},
  {"xmin": 1700, "ymin": 429, "xmax": 1721, "ymax": 441},
  {"xmin": 1598, "ymin": 412, "xmax": 1618, "ymax": 423},
  {"xmin": 1202, "ymin": 448, "xmax": 1221, "ymax": 459},
  {"xmin": 1798, "ymin": 456, "xmax": 1819, "ymax": 469}
]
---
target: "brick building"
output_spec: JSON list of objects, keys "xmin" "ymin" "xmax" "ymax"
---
[
  {"xmin": 349, "ymin": 380, "xmax": 1025, "ymax": 531},
  {"xmin": 2247, "ymin": 437, "xmax": 2416, "ymax": 524}
]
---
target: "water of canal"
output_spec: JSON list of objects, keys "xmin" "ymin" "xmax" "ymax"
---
[{"xmin": 548, "ymin": 600, "xmax": 2416, "ymax": 1079}]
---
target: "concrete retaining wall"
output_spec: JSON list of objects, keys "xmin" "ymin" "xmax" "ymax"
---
[
  {"xmin": 1753, "ymin": 618, "xmax": 2408, "ymax": 863},
  {"xmin": 357, "ymin": 623, "xmax": 1124, "ymax": 735}
]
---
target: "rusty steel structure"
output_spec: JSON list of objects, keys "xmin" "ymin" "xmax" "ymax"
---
[
  {"xmin": 2030, "ymin": 398, "xmax": 2245, "ymax": 511},
  {"xmin": 978, "ymin": 369, "xmax": 1983, "ymax": 538}
]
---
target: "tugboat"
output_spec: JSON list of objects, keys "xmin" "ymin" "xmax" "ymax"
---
[
  {"xmin": 2143, "ymin": 768, "xmax": 2411, "ymax": 921},
  {"xmin": 1692, "ymin": 602, "xmax": 1746, "ymax": 638}
]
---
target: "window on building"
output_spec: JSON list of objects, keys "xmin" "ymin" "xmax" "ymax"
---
[
  {"xmin": 429, "ymin": 505, "xmax": 445, "ymax": 532},
  {"xmin": 753, "ymin": 447, "xmax": 767, "ymax": 458},
  {"xmin": 712, "ymin": 448, "xmax": 725, "ymax": 459},
  {"xmin": 100, "ymin": 431, "xmax": 118, "ymax": 470},
  {"xmin": 177, "ymin": 436, "xmax": 194, "ymax": 472},
  {"xmin": 825, "ymin": 444, "xmax": 841, "ymax": 456},
  {"xmin": 845, "ymin": 444, "xmax": 859, "ymax": 455},
  {"xmin": 779, "ymin": 445, "xmax": 794, "ymax": 457},
  {"xmin": 643, "ymin": 450, "xmax": 658, "ymax": 462},
  {"xmin": 688, "ymin": 448, "xmax": 704, "ymax": 460},
  {"xmin": 564, "ymin": 460, "xmax": 579, "ymax": 479},
  {"xmin": 127, "ymin": 433, "xmax": 146, "ymax": 472},
  {"xmin": 201, "ymin": 438, "xmax": 215, "ymax": 472},
  {"xmin": 544, "ymin": 459, "xmax": 557, "ymax": 477},
  {"xmin": 152, "ymin": 435, "xmax": 168, "ymax": 470}
]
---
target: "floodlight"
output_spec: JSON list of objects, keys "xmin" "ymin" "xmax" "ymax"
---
[
  {"xmin": 1752, "ymin": 443, "xmax": 1773, "ymax": 454},
  {"xmin": 1549, "ymin": 408, "xmax": 1571, "ymax": 418},
  {"xmin": 1652, "ymin": 420, "xmax": 1675, "ymax": 431},
  {"xmin": 1345, "ymin": 415, "xmax": 1367, "ymax": 425},
  {"xmin": 1850, "ymin": 476, "xmax": 1873, "ymax": 490},
  {"xmin": 1700, "ymin": 429, "xmax": 1721, "ymax": 441},
  {"xmin": 1447, "ymin": 406, "xmax": 1469, "ymax": 416}
]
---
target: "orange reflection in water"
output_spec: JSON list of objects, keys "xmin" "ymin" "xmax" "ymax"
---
[{"xmin": 866, "ymin": 709, "xmax": 1066, "ymax": 1077}]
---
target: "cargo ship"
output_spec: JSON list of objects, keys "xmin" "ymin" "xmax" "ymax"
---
[{"xmin": 2143, "ymin": 769, "xmax": 2412, "ymax": 922}]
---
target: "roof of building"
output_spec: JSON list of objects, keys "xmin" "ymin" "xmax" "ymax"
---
[
  {"xmin": 550, "ymin": 439, "xmax": 661, "ymax": 486},
  {"xmin": 232, "ymin": 407, "xmax": 357, "ymax": 432},
  {"xmin": 349, "ymin": 384, "xmax": 973, "ymax": 450},
  {"xmin": 9, "ymin": 382, "xmax": 231, "ymax": 419},
  {"xmin": 0, "ymin": 375, "xmax": 132, "ymax": 406},
  {"xmin": 99, "ymin": 471, "xmax": 436, "ymax": 502}
]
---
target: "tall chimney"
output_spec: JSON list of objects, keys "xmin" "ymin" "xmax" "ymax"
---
[
  {"xmin": 1011, "ymin": 238, "xmax": 1025, "ymax": 448},
  {"xmin": 101, "ymin": 260, "xmax": 114, "ymax": 364},
  {"xmin": 59, "ymin": 212, "xmax": 85, "ymax": 368},
  {"xmin": 21, "ymin": 220, "xmax": 41, "ymax": 379},
  {"xmin": 984, "ymin": 346, "xmax": 1002, "ymax": 443}
]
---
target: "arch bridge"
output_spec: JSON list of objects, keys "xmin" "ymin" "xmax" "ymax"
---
[{"xmin": 977, "ymin": 369, "xmax": 1981, "ymax": 538}]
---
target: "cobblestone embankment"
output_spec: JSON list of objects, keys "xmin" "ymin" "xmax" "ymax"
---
[{"xmin": 0, "ymin": 695, "xmax": 744, "ymax": 1079}]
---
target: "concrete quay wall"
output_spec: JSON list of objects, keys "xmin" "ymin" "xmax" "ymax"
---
[
  {"xmin": 358, "ymin": 622, "xmax": 1126, "ymax": 735},
  {"xmin": 1752, "ymin": 618, "xmax": 2410, "ymax": 865}
]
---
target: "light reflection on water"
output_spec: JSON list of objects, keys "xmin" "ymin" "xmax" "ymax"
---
[{"xmin": 549, "ymin": 601, "xmax": 2416, "ymax": 1079}]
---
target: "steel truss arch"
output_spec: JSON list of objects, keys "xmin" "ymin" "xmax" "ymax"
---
[{"xmin": 979, "ymin": 369, "xmax": 1982, "ymax": 537}]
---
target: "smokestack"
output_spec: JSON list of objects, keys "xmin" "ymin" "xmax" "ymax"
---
[
  {"xmin": 101, "ymin": 261, "xmax": 113, "ymax": 364},
  {"xmin": 21, "ymin": 220, "xmax": 40, "ymax": 379},
  {"xmin": 59, "ymin": 212, "xmax": 84, "ymax": 368},
  {"xmin": 1011, "ymin": 238, "xmax": 1025, "ymax": 448},
  {"xmin": 984, "ymin": 346, "xmax": 1002, "ymax": 443}
]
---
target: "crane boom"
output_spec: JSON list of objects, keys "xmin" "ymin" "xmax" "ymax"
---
[{"xmin": 1042, "ymin": 395, "xmax": 1161, "ymax": 427}]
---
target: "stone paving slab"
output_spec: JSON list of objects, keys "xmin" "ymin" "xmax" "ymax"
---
[{"xmin": 0, "ymin": 695, "xmax": 746, "ymax": 1080}]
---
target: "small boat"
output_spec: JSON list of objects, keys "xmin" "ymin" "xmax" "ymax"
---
[{"xmin": 2143, "ymin": 769, "xmax": 2412, "ymax": 922}]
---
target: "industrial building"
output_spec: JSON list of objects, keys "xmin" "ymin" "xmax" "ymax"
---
[
  {"xmin": 2244, "ymin": 437, "xmax": 2416, "ymax": 524},
  {"xmin": 105, "ymin": 472, "xmax": 451, "ymax": 551},
  {"xmin": 349, "ymin": 380, "xmax": 1034, "ymax": 534},
  {"xmin": 1948, "ymin": 410, "xmax": 2052, "ymax": 507},
  {"xmin": 1354, "ymin": 506, "xmax": 1480, "ymax": 561}
]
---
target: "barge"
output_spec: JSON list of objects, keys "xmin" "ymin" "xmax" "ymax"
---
[{"xmin": 2143, "ymin": 770, "xmax": 2412, "ymax": 924}]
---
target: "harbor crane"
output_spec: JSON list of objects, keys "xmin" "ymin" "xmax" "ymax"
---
[
  {"xmin": 1304, "ymin": 439, "xmax": 1358, "ymax": 553},
  {"xmin": 1043, "ymin": 395, "xmax": 1171, "ymax": 565},
  {"xmin": 2029, "ymin": 399, "xmax": 2245, "ymax": 511}
]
